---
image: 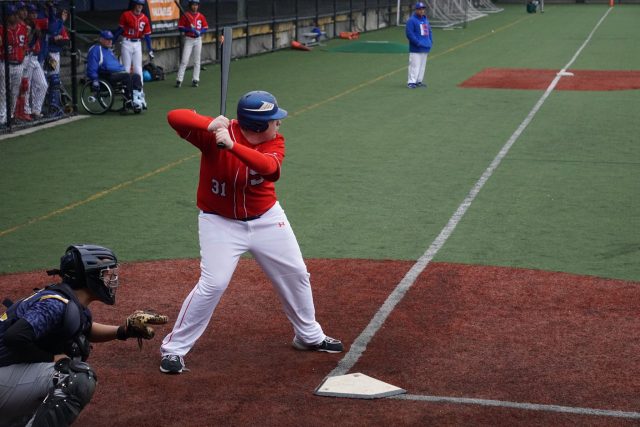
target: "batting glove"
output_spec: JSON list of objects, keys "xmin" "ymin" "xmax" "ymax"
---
[
  {"xmin": 215, "ymin": 128, "xmax": 233, "ymax": 149},
  {"xmin": 207, "ymin": 115, "xmax": 229, "ymax": 132}
]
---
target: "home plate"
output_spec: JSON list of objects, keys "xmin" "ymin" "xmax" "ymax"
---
[{"xmin": 315, "ymin": 373, "xmax": 406, "ymax": 399}]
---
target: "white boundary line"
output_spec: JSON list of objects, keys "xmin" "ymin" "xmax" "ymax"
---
[
  {"xmin": 391, "ymin": 395, "xmax": 640, "ymax": 419},
  {"xmin": 322, "ymin": 7, "xmax": 630, "ymax": 419},
  {"xmin": 0, "ymin": 115, "xmax": 89, "ymax": 141}
]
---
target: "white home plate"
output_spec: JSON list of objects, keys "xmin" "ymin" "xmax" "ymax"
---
[{"xmin": 315, "ymin": 373, "xmax": 406, "ymax": 399}]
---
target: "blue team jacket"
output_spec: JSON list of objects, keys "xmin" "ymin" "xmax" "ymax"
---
[
  {"xmin": 406, "ymin": 13, "xmax": 433, "ymax": 53},
  {"xmin": 86, "ymin": 44, "xmax": 126, "ymax": 81}
]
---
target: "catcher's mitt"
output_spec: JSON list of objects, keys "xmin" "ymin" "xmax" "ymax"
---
[
  {"xmin": 45, "ymin": 55, "xmax": 58, "ymax": 72},
  {"xmin": 125, "ymin": 310, "xmax": 169, "ymax": 349}
]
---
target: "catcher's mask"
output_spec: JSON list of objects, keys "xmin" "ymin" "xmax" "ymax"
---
[
  {"xmin": 236, "ymin": 90, "xmax": 287, "ymax": 133},
  {"xmin": 48, "ymin": 244, "xmax": 119, "ymax": 305}
]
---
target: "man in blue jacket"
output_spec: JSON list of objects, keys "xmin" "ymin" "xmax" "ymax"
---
[
  {"xmin": 86, "ymin": 30, "xmax": 146, "ymax": 112},
  {"xmin": 405, "ymin": 2, "xmax": 433, "ymax": 89}
]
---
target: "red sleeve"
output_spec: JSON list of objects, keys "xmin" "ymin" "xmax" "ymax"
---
[
  {"xmin": 229, "ymin": 143, "xmax": 280, "ymax": 177},
  {"xmin": 144, "ymin": 15, "xmax": 151, "ymax": 35},
  {"xmin": 119, "ymin": 11, "xmax": 127, "ymax": 28},
  {"xmin": 201, "ymin": 14, "xmax": 208, "ymax": 29},
  {"xmin": 167, "ymin": 109, "xmax": 215, "ymax": 150}
]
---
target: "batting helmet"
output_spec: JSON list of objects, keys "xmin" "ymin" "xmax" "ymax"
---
[
  {"xmin": 132, "ymin": 0, "xmax": 146, "ymax": 5},
  {"xmin": 415, "ymin": 2, "xmax": 427, "ymax": 9},
  {"xmin": 188, "ymin": 0, "xmax": 200, "ymax": 3},
  {"xmin": 27, "ymin": 4, "xmax": 39, "ymax": 13},
  {"xmin": 99, "ymin": 30, "xmax": 114, "ymax": 40},
  {"xmin": 55, "ymin": 244, "xmax": 119, "ymax": 305},
  {"xmin": 236, "ymin": 91, "xmax": 288, "ymax": 133}
]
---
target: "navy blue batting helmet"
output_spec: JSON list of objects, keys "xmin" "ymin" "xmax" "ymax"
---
[
  {"xmin": 56, "ymin": 244, "xmax": 119, "ymax": 305},
  {"xmin": 132, "ymin": 0, "xmax": 145, "ymax": 5},
  {"xmin": 236, "ymin": 91, "xmax": 288, "ymax": 133},
  {"xmin": 5, "ymin": 4, "xmax": 18, "ymax": 15},
  {"xmin": 415, "ymin": 2, "xmax": 427, "ymax": 9}
]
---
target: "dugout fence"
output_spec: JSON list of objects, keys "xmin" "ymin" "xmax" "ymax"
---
[{"xmin": 1, "ymin": 0, "xmax": 79, "ymax": 134}]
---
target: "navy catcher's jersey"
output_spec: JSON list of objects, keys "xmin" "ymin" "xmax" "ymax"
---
[{"xmin": 0, "ymin": 284, "xmax": 92, "ymax": 367}]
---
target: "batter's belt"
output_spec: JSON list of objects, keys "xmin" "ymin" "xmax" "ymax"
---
[{"xmin": 202, "ymin": 210, "xmax": 261, "ymax": 222}]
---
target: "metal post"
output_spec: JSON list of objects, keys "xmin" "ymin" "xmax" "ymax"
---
[
  {"xmin": 333, "ymin": 0, "xmax": 337, "ymax": 38},
  {"xmin": 271, "ymin": 0, "xmax": 276, "ymax": 51},
  {"xmin": 215, "ymin": 0, "xmax": 220, "ymax": 63},
  {"xmin": 294, "ymin": 0, "xmax": 299, "ymax": 42},
  {"xmin": 69, "ymin": 0, "xmax": 78, "ymax": 113},
  {"xmin": 349, "ymin": 0, "xmax": 353, "ymax": 32},
  {"xmin": 244, "ymin": 1, "xmax": 249, "ymax": 57},
  {"xmin": 3, "ymin": 4, "xmax": 11, "ymax": 132}
]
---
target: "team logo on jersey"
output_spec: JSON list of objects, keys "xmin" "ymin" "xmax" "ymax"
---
[{"xmin": 243, "ymin": 101, "xmax": 275, "ymax": 113}]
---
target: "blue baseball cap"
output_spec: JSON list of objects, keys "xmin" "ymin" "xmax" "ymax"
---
[
  {"xmin": 100, "ymin": 30, "xmax": 114, "ymax": 40},
  {"xmin": 415, "ymin": 2, "xmax": 427, "ymax": 9}
]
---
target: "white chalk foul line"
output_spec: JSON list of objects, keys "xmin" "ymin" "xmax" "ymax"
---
[
  {"xmin": 323, "ymin": 6, "xmax": 625, "ymax": 419},
  {"xmin": 391, "ymin": 394, "xmax": 640, "ymax": 420}
]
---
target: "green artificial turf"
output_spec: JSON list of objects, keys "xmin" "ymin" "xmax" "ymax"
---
[{"xmin": 1, "ymin": 5, "xmax": 638, "ymax": 281}]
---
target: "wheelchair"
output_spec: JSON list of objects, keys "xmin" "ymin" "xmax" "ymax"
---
[{"xmin": 80, "ymin": 77, "xmax": 138, "ymax": 115}]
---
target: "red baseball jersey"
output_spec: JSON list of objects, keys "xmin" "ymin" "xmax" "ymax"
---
[
  {"xmin": 28, "ymin": 18, "xmax": 49, "ymax": 54},
  {"xmin": 119, "ymin": 10, "xmax": 151, "ymax": 39},
  {"xmin": 167, "ymin": 109, "xmax": 285, "ymax": 220},
  {"xmin": 178, "ymin": 12, "xmax": 208, "ymax": 37},
  {"xmin": 0, "ymin": 22, "xmax": 29, "ymax": 63}
]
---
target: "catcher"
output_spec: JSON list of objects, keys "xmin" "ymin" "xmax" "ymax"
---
[{"xmin": 0, "ymin": 244, "xmax": 168, "ymax": 426}]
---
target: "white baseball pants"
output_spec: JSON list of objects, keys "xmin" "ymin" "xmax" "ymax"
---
[
  {"xmin": 0, "ymin": 61, "xmax": 25, "ymax": 124},
  {"xmin": 120, "ymin": 38, "xmax": 143, "ymax": 84},
  {"xmin": 408, "ymin": 52, "xmax": 429, "ymax": 84},
  {"xmin": 177, "ymin": 36, "xmax": 202, "ymax": 83},
  {"xmin": 23, "ymin": 55, "xmax": 48, "ymax": 115},
  {"xmin": 161, "ymin": 202, "xmax": 325, "ymax": 357}
]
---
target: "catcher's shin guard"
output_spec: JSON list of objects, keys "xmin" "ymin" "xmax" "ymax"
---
[
  {"xmin": 30, "ymin": 359, "xmax": 97, "ymax": 427},
  {"xmin": 46, "ymin": 74, "xmax": 62, "ymax": 116}
]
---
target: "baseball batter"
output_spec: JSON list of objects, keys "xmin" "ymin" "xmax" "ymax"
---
[
  {"xmin": 175, "ymin": 0, "xmax": 208, "ymax": 88},
  {"xmin": 159, "ymin": 91, "xmax": 344, "ymax": 374},
  {"xmin": 115, "ymin": 0, "xmax": 153, "ymax": 86}
]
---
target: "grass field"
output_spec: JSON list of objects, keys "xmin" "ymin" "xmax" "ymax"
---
[
  {"xmin": 1, "ymin": 4, "xmax": 640, "ymax": 425},
  {"xmin": 2, "ymin": 4, "xmax": 638, "ymax": 280}
]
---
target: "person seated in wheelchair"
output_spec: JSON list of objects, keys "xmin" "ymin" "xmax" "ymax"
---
[{"xmin": 86, "ymin": 30, "xmax": 147, "ymax": 112}]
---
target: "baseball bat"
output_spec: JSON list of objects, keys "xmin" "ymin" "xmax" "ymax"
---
[
  {"xmin": 217, "ymin": 26, "xmax": 232, "ymax": 147},
  {"xmin": 173, "ymin": 0, "xmax": 185, "ymax": 15},
  {"xmin": 219, "ymin": 26, "xmax": 232, "ymax": 116}
]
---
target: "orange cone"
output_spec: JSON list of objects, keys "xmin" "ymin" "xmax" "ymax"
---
[
  {"xmin": 291, "ymin": 41, "xmax": 311, "ymax": 51},
  {"xmin": 14, "ymin": 77, "xmax": 31, "ymax": 121}
]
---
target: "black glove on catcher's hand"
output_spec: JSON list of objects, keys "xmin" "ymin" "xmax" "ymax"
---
[{"xmin": 117, "ymin": 309, "xmax": 169, "ymax": 349}]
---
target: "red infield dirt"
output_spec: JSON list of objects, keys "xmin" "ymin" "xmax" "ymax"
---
[
  {"xmin": 1, "ymin": 259, "xmax": 639, "ymax": 426},
  {"xmin": 458, "ymin": 68, "xmax": 640, "ymax": 91}
]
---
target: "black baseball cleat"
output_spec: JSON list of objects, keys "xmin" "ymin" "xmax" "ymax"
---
[
  {"xmin": 160, "ymin": 354, "xmax": 187, "ymax": 374},
  {"xmin": 191, "ymin": 80, "xmax": 199, "ymax": 87},
  {"xmin": 292, "ymin": 336, "xmax": 344, "ymax": 353},
  {"xmin": 175, "ymin": 80, "xmax": 182, "ymax": 88}
]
